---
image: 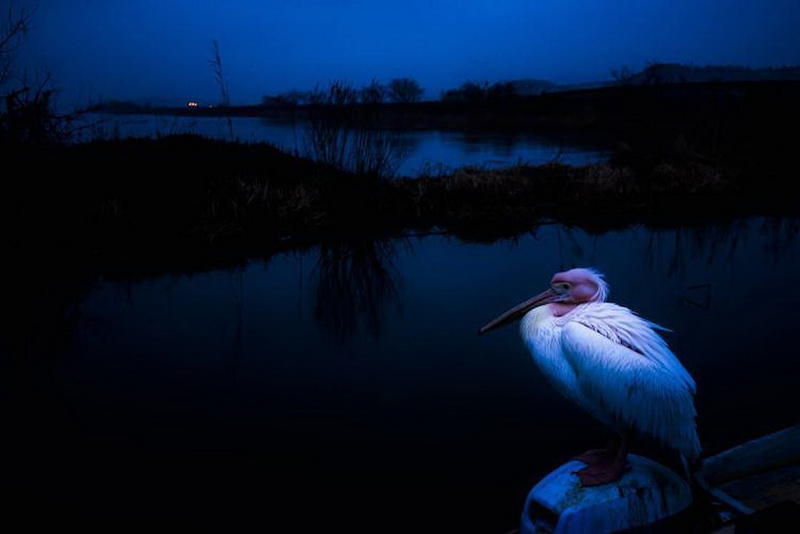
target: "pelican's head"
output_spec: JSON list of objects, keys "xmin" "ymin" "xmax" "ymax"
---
[{"xmin": 478, "ymin": 267, "xmax": 609, "ymax": 335}]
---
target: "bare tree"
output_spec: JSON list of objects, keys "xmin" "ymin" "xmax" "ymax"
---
[
  {"xmin": 610, "ymin": 65, "xmax": 634, "ymax": 86},
  {"xmin": 459, "ymin": 80, "xmax": 489, "ymax": 103},
  {"xmin": 1, "ymin": 3, "xmax": 32, "ymax": 87},
  {"xmin": 303, "ymin": 81, "xmax": 406, "ymax": 179},
  {"xmin": 1, "ymin": 70, "xmax": 81, "ymax": 145},
  {"xmin": 304, "ymin": 81, "xmax": 357, "ymax": 169},
  {"xmin": 360, "ymin": 79, "xmax": 386, "ymax": 104},
  {"xmin": 0, "ymin": 4, "xmax": 72, "ymax": 145},
  {"xmin": 387, "ymin": 77, "xmax": 423, "ymax": 103},
  {"xmin": 275, "ymin": 89, "xmax": 310, "ymax": 106}
]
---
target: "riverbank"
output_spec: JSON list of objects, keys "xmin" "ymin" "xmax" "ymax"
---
[
  {"xmin": 4, "ymin": 133, "xmax": 797, "ymax": 272},
  {"xmin": 7, "ymin": 84, "xmax": 797, "ymax": 435}
]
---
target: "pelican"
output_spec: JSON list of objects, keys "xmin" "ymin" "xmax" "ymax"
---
[{"xmin": 479, "ymin": 267, "xmax": 700, "ymax": 486}]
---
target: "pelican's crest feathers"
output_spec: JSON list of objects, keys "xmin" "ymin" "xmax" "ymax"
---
[{"xmin": 569, "ymin": 267, "xmax": 610, "ymax": 302}]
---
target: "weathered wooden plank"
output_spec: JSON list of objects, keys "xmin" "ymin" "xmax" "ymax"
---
[
  {"xmin": 701, "ymin": 425, "xmax": 800, "ymax": 485},
  {"xmin": 720, "ymin": 464, "xmax": 800, "ymax": 510}
]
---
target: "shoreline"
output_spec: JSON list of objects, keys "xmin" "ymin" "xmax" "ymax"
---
[
  {"xmin": 2, "ymin": 131, "xmax": 798, "ymax": 381},
  {"xmin": 4, "ymin": 134, "xmax": 798, "ymax": 277},
  {"xmin": 86, "ymin": 80, "xmax": 800, "ymax": 135}
]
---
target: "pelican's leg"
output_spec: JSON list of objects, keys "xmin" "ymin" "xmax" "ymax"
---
[
  {"xmin": 573, "ymin": 433, "xmax": 629, "ymax": 487},
  {"xmin": 572, "ymin": 436, "xmax": 619, "ymax": 465}
]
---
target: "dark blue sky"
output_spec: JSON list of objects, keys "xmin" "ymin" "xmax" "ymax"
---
[{"xmin": 17, "ymin": 0, "xmax": 800, "ymax": 106}]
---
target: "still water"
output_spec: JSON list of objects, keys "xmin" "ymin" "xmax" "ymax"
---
[
  {"xmin": 85, "ymin": 113, "xmax": 608, "ymax": 175},
  {"xmin": 10, "ymin": 218, "xmax": 800, "ymax": 531}
]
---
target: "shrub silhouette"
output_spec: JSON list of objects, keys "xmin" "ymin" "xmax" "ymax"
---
[
  {"xmin": 303, "ymin": 81, "xmax": 405, "ymax": 179},
  {"xmin": 387, "ymin": 78, "xmax": 423, "ymax": 103}
]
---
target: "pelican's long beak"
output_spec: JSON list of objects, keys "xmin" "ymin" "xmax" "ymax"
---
[{"xmin": 479, "ymin": 288, "xmax": 558, "ymax": 335}]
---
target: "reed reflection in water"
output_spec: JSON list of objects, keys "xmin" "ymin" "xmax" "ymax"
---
[{"xmin": 313, "ymin": 238, "xmax": 405, "ymax": 344}]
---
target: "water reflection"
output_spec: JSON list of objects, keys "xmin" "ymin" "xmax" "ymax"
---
[
  {"xmin": 306, "ymin": 218, "xmax": 800, "ymax": 348},
  {"xmin": 81, "ymin": 113, "xmax": 608, "ymax": 174},
  {"xmin": 3, "ymin": 218, "xmax": 798, "ymax": 363},
  {"xmin": 5, "ymin": 216, "xmax": 800, "ymax": 532},
  {"xmin": 537, "ymin": 218, "xmax": 800, "ymax": 281},
  {"xmin": 313, "ymin": 238, "xmax": 405, "ymax": 344},
  {"xmin": 0, "ymin": 260, "xmax": 90, "ymax": 363},
  {"xmin": 644, "ymin": 218, "xmax": 800, "ymax": 277}
]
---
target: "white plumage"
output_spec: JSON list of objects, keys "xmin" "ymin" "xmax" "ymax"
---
[
  {"xmin": 480, "ymin": 267, "xmax": 701, "ymax": 483},
  {"xmin": 521, "ymin": 300, "xmax": 701, "ymax": 460}
]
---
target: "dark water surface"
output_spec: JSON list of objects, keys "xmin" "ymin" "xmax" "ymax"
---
[
  {"xmin": 83, "ymin": 113, "xmax": 608, "ymax": 175},
  {"xmin": 6, "ymin": 218, "xmax": 800, "ymax": 531}
]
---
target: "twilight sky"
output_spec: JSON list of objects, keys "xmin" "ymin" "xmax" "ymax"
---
[{"xmin": 14, "ymin": 0, "xmax": 800, "ymax": 106}]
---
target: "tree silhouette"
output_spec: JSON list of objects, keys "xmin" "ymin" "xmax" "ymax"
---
[
  {"xmin": 387, "ymin": 77, "xmax": 423, "ymax": 103},
  {"xmin": 1, "ymin": 4, "xmax": 31, "ymax": 87}
]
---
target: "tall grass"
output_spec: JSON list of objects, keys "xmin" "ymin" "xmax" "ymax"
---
[{"xmin": 303, "ymin": 81, "xmax": 406, "ymax": 179}]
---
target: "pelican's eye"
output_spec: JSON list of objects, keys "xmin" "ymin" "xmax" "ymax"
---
[{"xmin": 553, "ymin": 282, "xmax": 571, "ymax": 293}]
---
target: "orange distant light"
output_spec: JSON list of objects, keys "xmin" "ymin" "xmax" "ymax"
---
[{"xmin": 187, "ymin": 101, "xmax": 199, "ymax": 107}]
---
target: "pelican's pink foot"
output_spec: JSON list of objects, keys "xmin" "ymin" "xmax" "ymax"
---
[
  {"xmin": 572, "ymin": 448, "xmax": 616, "ymax": 465},
  {"xmin": 573, "ymin": 454, "xmax": 629, "ymax": 487}
]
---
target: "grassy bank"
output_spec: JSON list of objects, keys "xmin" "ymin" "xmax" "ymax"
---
[
  {"xmin": 4, "ymin": 133, "xmax": 796, "ymax": 265},
  {"xmin": 8, "ymin": 80, "xmax": 800, "ymax": 268}
]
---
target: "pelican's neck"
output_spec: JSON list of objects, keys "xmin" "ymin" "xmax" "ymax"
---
[
  {"xmin": 520, "ymin": 306, "xmax": 565, "ymax": 366},
  {"xmin": 551, "ymin": 296, "xmax": 604, "ymax": 317},
  {"xmin": 521, "ymin": 304, "xmax": 557, "ymax": 338},
  {"xmin": 520, "ymin": 303, "xmax": 592, "ymax": 338},
  {"xmin": 550, "ymin": 302, "xmax": 577, "ymax": 317}
]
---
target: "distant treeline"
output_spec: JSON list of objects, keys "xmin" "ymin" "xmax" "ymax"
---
[
  {"xmin": 83, "ymin": 63, "xmax": 800, "ymax": 114},
  {"xmin": 264, "ymin": 77, "xmax": 425, "ymax": 107},
  {"xmin": 262, "ymin": 78, "xmax": 557, "ymax": 107},
  {"xmin": 611, "ymin": 63, "xmax": 800, "ymax": 86}
]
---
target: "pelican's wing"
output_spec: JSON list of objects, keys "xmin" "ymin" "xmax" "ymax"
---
[
  {"xmin": 561, "ymin": 319, "xmax": 701, "ymax": 459},
  {"xmin": 573, "ymin": 304, "xmax": 696, "ymax": 391}
]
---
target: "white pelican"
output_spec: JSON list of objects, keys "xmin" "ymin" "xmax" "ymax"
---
[{"xmin": 480, "ymin": 267, "xmax": 700, "ymax": 486}]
